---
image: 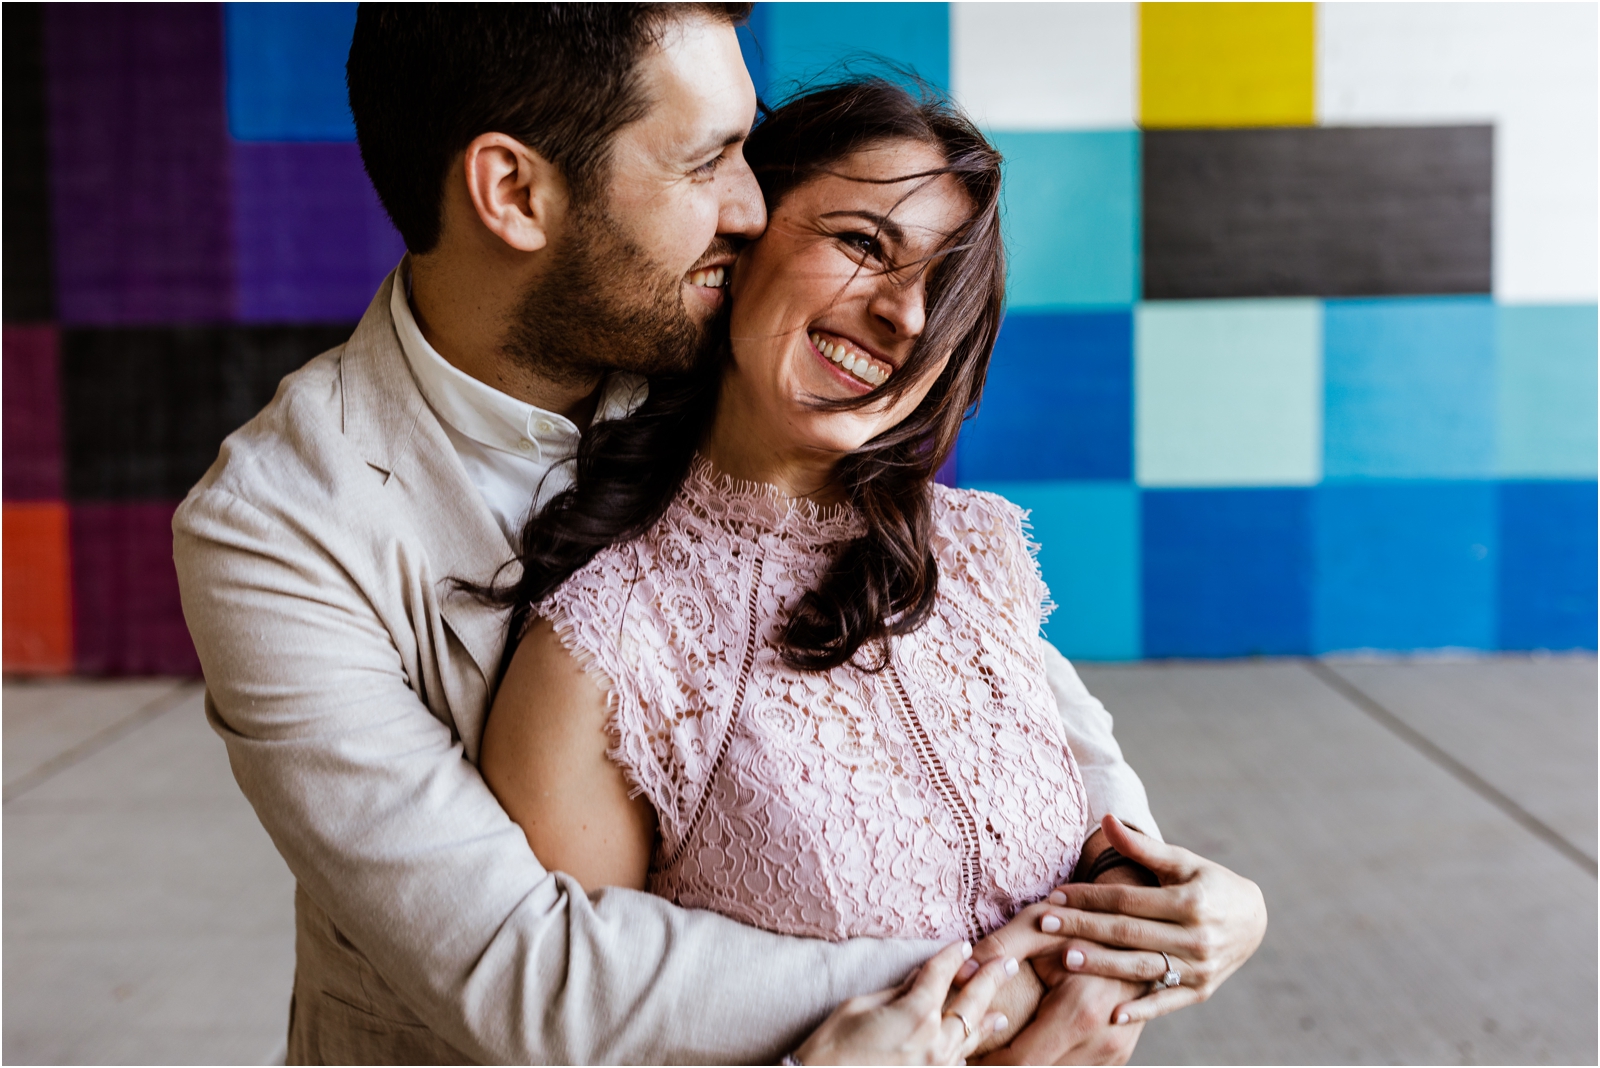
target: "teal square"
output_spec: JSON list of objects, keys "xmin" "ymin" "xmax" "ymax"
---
[
  {"xmin": 1136, "ymin": 299, "xmax": 1323, "ymax": 487},
  {"xmin": 966, "ymin": 482, "xmax": 1141, "ymax": 660},
  {"xmin": 759, "ymin": 3, "xmax": 949, "ymax": 100},
  {"xmin": 992, "ymin": 132, "xmax": 1140, "ymax": 309},
  {"xmin": 1324, "ymin": 297, "xmax": 1497, "ymax": 480},
  {"xmin": 1497, "ymin": 305, "xmax": 1598, "ymax": 478}
]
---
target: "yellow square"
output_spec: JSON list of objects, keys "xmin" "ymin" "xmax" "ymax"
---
[{"xmin": 1140, "ymin": 3, "xmax": 1315, "ymax": 128}]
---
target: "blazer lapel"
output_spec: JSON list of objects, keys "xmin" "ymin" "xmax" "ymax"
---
[{"xmin": 339, "ymin": 269, "xmax": 522, "ymax": 691}]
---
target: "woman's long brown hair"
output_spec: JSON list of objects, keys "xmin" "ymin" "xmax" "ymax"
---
[{"xmin": 482, "ymin": 77, "xmax": 1006, "ymax": 671}]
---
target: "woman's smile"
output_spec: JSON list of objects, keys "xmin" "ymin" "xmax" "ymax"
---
[{"xmin": 806, "ymin": 329, "xmax": 893, "ymax": 391}]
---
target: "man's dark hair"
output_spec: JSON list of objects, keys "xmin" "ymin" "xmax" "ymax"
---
[{"xmin": 347, "ymin": 3, "xmax": 751, "ymax": 254}]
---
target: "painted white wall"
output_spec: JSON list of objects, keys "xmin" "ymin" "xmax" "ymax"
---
[
  {"xmin": 1318, "ymin": 2, "xmax": 1599, "ymax": 303},
  {"xmin": 951, "ymin": 2, "xmax": 1136, "ymax": 130}
]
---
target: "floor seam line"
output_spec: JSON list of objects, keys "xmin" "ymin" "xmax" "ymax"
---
[
  {"xmin": 2, "ymin": 681, "xmax": 205, "ymax": 804},
  {"xmin": 1300, "ymin": 658, "xmax": 1598, "ymax": 878}
]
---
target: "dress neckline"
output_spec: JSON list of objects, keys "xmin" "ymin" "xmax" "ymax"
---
[{"xmin": 682, "ymin": 455, "xmax": 863, "ymax": 542}]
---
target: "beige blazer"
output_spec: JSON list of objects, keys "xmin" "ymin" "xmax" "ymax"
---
[{"xmin": 174, "ymin": 271, "xmax": 1154, "ymax": 1065}]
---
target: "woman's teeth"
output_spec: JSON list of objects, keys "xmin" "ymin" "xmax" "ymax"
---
[
  {"xmin": 689, "ymin": 266, "xmax": 726, "ymax": 288},
  {"xmin": 810, "ymin": 332, "xmax": 890, "ymax": 387}
]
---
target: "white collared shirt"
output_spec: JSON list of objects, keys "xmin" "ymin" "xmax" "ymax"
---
[{"xmin": 390, "ymin": 261, "xmax": 646, "ymax": 544}]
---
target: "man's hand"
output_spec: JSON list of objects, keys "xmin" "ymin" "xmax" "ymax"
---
[
  {"xmin": 1030, "ymin": 815, "xmax": 1267, "ymax": 1025},
  {"xmin": 977, "ymin": 961, "xmax": 1145, "ymax": 1065}
]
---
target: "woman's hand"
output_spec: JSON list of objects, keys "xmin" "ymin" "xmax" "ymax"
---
[
  {"xmin": 1010, "ymin": 815, "xmax": 1268, "ymax": 1025},
  {"xmin": 795, "ymin": 942, "xmax": 1020, "ymax": 1065}
]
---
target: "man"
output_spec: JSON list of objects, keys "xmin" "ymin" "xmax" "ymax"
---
[{"xmin": 175, "ymin": 6, "xmax": 1263, "ymax": 1063}]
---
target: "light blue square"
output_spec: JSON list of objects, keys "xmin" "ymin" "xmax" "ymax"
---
[
  {"xmin": 1324, "ymin": 297, "xmax": 1496, "ymax": 480},
  {"xmin": 991, "ymin": 132, "xmax": 1139, "ymax": 309},
  {"xmin": 1136, "ymin": 299, "xmax": 1322, "ymax": 487},
  {"xmin": 226, "ymin": 3, "xmax": 359, "ymax": 141},
  {"xmin": 759, "ymin": 2, "xmax": 949, "ymax": 101},
  {"xmin": 1497, "ymin": 305, "xmax": 1598, "ymax": 478},
  {"xmin": 966, "ymin": 482, "xmax": 1140, "ymax": 660}
]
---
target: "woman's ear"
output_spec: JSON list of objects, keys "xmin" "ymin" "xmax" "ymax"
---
[{"xmin": 462, "ymin": 132, "xmax": 569, "ymax": 253}]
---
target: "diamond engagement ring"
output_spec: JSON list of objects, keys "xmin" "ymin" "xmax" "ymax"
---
[{"xmin": 1157, "ymin": 951, "xmax": 1181, "ymax": 989}]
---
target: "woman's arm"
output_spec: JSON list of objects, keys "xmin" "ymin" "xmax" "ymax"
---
[{"xmin": 480, "ymin": 618, "xmax": 657, "ymax": 891}]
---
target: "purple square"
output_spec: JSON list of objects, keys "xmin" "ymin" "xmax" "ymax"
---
[
  {"xmin": 46, "ymin": 4, "xmax": 235, "ymax": 324},
  {"xmin": 234, "ymin": 142, "xmax": 404, "ymax": 322}
]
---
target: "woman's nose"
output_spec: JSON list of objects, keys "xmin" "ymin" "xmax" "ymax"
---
[{"xmin": 868, "ymin": 274, "xmax": 927, "ymax": 339}]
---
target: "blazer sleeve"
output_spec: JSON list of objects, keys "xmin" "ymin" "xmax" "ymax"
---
[
  {"xmin": 173, "ymin": 484, "xmax": 934, "ymax": 1066},
  {"xmin": 1041, "ymin": 641, "xmax": 1163, "ymax": 841}
]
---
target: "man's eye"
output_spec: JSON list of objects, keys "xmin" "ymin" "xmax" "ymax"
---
[{"xmin": 693, "ymin": 154, "xmax": 724, "ymax": 178}]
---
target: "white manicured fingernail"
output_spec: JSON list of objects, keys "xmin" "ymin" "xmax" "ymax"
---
[
  {"xmin": 1004, "ymin": 957, "xmax": 1020, "ymax": 976},
  {"xmin": 992, "ymin": 1014, "xmax": 1009, "ymax": 1033},
  {"xmin": 961, "ymin": 941, "xmax": 973, "ymax": 959},
  {"xmin": 1116, "ymin": 1012, "xmax": 1131, "ymax": 1025},
  {"xmin": 1040, "ymin": 915, "xmax": 1062, "ymax": 933},
  {"xmin": 1066, "ymin": 949, "xmax": 1085, "ymax": 968},
  {"xmin": 1048, "ymin": 890, "xmax": 1067, "ymax": 906},
  {"xmin": 956, "ymin": 959, "xmax": 980, "ymax": 981}
]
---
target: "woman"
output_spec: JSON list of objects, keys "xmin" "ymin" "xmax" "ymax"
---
[{"xmin": 483, "ymin": 80, "xmax": 1114, "ymax": 1063}]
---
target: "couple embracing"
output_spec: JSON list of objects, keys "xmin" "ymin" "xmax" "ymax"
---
[{"xmin": 175, "ymin": 5, "xmax": 1265, "ymax": 1064}]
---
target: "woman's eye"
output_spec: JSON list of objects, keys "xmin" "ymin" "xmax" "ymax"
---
[{"xmin": 840, "ymin": 232, "xmax": 882, "ymax": 259}]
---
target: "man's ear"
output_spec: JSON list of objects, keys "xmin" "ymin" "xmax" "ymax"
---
[{"xmin": 462, "ymin": 132, "xmax": 568, "ymax": 253}]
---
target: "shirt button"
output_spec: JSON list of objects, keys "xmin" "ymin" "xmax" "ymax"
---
[
  {"xmin": 517, "ymin": 439, "xmax": 534, "ymax": 453},
  {"xmin": 534, "ymin": 418, "xmax": 556, "ymax": 435}
]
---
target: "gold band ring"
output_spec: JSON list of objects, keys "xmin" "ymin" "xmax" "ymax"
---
[{"xmin": 945, "ymin": 1010, "xmax": 974, "ymax": 1040}]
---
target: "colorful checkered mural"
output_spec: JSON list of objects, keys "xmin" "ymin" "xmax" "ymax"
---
[{"xmin": 3, "ymin": 2, "xmax": 1595, "ymax": 674}]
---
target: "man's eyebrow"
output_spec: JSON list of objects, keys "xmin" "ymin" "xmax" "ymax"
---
[
  {"xmin": 819, "ymin": 210, "xmax": 905, "ymax": 246},
  {"xmin": 683, "ymin": 125, "xmax": 750, "ymax": 162}
]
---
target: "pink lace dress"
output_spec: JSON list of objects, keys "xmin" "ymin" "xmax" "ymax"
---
[{"xmin": 537, "ymin": 458, "xmax": 1090, "ymax": 943}]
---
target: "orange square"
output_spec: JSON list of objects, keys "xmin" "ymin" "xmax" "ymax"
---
[{"xmin": 4, "ymin": 501, "xmax": 74, "ymax": 673}]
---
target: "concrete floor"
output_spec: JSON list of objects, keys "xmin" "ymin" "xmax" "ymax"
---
[{"xmin": 3, "ymin": 656, "xmax": 1595, "ymax": 1065}]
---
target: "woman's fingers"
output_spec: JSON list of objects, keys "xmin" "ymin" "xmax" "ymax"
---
[
  {"xmin": 1046, "ymin": 880, "xmax": 1194, "ymax": 922},
  {"xmin": 1110, "ymin": 983, "xmax": 1204, "ymax": 1025},
  {"xmin": 1060, "ymin": 939, "xmax": 1191, "ymax": 986},
  {"xmin": 939, "ymin": 955, "xmax": 1018, "ymax": 1057},
  {"xmin": 970, "ymin": 902, "xmax": 1077, "ymax": 965},
  {"xmin": 1035, "ymin": 904, "xmax": 1190, "ymax": 956},
  {"xmin": 901, "ymin": 941, "xmax": 973, "ymax": 1015},
  {"xmin": 1100, "ymin": 814, "xmax": 1202, "ymax": 883}
]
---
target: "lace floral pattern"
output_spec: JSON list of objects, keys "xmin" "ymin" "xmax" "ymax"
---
[{"xmin": 538, "ymin": 458, "xmax": 1090, "ymax": 942}]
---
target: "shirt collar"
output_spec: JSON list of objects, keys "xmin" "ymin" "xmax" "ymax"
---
[{"xmin": 390, "ymin": 258, "xmax": 645, "ymax": 459}]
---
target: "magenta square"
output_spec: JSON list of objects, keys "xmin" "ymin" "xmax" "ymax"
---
[
  {"xmin": 70, "ymin": 500, "xmax": 199, "ymax": 675},
  {"xmin": 4, "ymin": 324, "xmax": 64, "ymax": 500}
]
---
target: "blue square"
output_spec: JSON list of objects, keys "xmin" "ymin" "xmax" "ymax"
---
[
  {"xmin": 758, "ymin": 3, "xmax": 949, "ymax": 101},
  {"xmin": 993, "ymin": 132, "xmax": 1140, "ymax": 309},
  {"xmin": 1142, "ymin": 489, "xmax": 1312, "ymax": 657},
  {"xmin": 1312, "ymin": 482, "xmax": 1496, "ymax": 653},
  {"xmin": 1498, "ymin": 481, "xmax": 1598, "ymax": 651},
  {"xmin": 226, "ymin": 3, "xmax": 359, "ymax": 141},
  {"xmin": 1324, "ymin": 297, "xmax": 1496, "ymax": 479},
  {"xmin": 968, "ymin": 482, "xmax": 1141, "ymax": 661},
  {"xmin": 959, "ymin": 311, "xmax": 1131, "ymax": 482}
]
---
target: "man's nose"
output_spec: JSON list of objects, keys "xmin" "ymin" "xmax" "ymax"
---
[{"xmin": 717, "ymin": 152, "xmax": 766, "ymax": 240}]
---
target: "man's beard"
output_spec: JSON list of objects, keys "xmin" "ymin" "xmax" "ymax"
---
[{"xmin": 502, "ymin": 200, "xmax": 727, "ymax": 388}]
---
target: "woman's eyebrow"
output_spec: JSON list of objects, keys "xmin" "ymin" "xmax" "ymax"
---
[{"xmin": 819, "ymin": 210, "xmax": 905, "ymax": 246}]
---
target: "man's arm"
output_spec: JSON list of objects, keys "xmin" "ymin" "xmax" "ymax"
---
[{"xmin": 176, "ymin": 486, "xmax": 933, "ymax": 1065}]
